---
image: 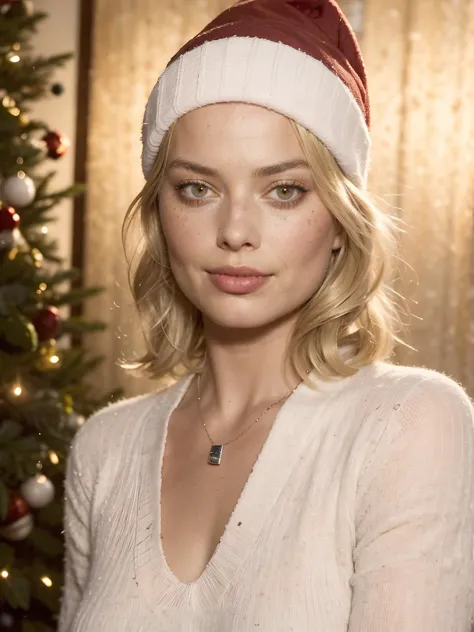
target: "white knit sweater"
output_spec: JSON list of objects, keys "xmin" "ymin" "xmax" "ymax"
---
[{"xmin": 58, "ymin": 362, "xmax": 474, "ymax": 632}]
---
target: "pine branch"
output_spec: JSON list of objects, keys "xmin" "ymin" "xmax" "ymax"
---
[
  {"xmin": 51, "ymin": 286, "xmax": 104, "ymax": 307},
  {"xmin": 36, "ymin": 183, "xmax": 86, "ymax": 201},
  {"xmin": 0, "ymin": 13, "xmax": 48, "ymax": 42},
  {"xmin": 32, "ymin": 171, "xmax": 56, "ymax": 199},
  {"xmin": 37, "ymin": 268, "xmax": 81, "ymax": 286},
  {"xmin": 60, "ymin": 318, "xmax": 107, "ymax": 336}
]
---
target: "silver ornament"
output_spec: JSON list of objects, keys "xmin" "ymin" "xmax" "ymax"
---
[
  {"xmin": 0, "ymin": 229, "xmax": 17, "ymax": 251},
  {"xmin": 1, "ymin": 174, "xmax": 36, "ymax": 208},
  {"xmin": 20, "ymin": 475, "xmax": 55, "ymax": 509},
  {"xmin": 0, "ymin": 513, "xmax": 34, "ymax": 541}
]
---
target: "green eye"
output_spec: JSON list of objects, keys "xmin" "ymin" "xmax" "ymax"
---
[
  {"xmin": 275, "ymin": 186, "xmax": 297, "ymax": 201},
  {"xmin": 189, "ymin": 184, "xmax": 209, "ymax": 198},
  {"xmin": 268, "ymin": 183, "xmax": 307, "ymax": 205},
  {"xmin": 175, "ymin": 181, "xmax": 213, "ymax": 203}
]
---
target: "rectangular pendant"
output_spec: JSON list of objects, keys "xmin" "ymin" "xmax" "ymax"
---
[{"xmin": 208, "ymin": 445, "xmax": 223, "ymax": 465}]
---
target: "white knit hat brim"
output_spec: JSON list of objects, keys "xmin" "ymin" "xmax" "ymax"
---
[{"xmin": 142, "ymin": 37, "xmax": 371, "ymax": 186}]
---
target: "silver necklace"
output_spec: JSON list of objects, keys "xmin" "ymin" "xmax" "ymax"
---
[{"xmin": 196, "ymin": 374, "xmax": 301, "ymax": 465}]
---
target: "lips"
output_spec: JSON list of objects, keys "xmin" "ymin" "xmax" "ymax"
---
[
  {"xmin": 207, "ymin": 266, "xmax": 270, "ymax": 277},
  {"xmin": 207, "ymin": 267, "xmax": 272, "ymax": 294}
]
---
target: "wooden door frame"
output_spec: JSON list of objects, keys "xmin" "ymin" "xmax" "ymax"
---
[{"xmin": 72, "ymin": 0, "xmax": 95, "ymax": 316}]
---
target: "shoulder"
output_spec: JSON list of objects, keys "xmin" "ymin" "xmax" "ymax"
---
[
  {"xmin": 355, "ymin": 363, "xmax": 474, "ymax": 469},
  {"xmin": 72, "ymin": 391, "xmax": 155, "ymax": 449},
  {"xmin": 353, "ymin": 366, "xmax": 474, "ymax": 523},
  {"xmin": 69, "ymin": 379, "xmax": 183, "ymax": 463},
  {"xmin": 333, "ymin": 362, "xmax": 474, "ymax": 472},
  {"xmin": 364, "ymin": 362, "xmax": 473, "ymax": 419},
  {"xmin": 323, "ymin": 361, "xmax": 472, "ymax": 430}
]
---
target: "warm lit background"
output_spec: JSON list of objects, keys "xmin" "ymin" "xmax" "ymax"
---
[
  {"xmin": 30, "ymin": 0, "xmax": 79, "ymax": 267},
  {"xmin": 47, "ymin": 0, "xmax": 474, "ymax": 397}
]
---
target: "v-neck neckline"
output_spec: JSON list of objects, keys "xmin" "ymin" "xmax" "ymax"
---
[{"xmin": 133, "ymin": 370, "xmax": 351, "ymax": 609}]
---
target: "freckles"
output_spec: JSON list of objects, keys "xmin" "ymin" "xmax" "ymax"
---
[
  {"xmin": 305, "ymin": 208, "xmax": 335, "ymax": 241},
  {"xmin": 162, "ymin": 203, "xmax": 192, "ymax": 234}
]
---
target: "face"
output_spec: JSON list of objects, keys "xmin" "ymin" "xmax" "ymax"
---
[{"xmin": 158, "ymin": 103, "xmax": 342, "ymax": 332}]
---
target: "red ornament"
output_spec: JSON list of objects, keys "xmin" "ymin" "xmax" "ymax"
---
[
  {"xmin": 42, "ymin": 130, "xmax": 70, "ymax": 160},
  {"xmin": 0, "ymin": 205, "xmax": 20, "ymax": 231},
  {"xmin": 0, "ymin": 491, "xmax": 29, "ymax": 526},
  {"xmin": 32, "ymin": 306, "xmax": 60, "ymax": 341}
]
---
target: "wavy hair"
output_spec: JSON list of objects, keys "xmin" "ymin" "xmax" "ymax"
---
[{"xmin": 122, "ymin": 117, "xmax": 407, "ymax": 385}]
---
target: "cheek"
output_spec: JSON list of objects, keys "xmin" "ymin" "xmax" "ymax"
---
[
  {"xmin": 272, "ymin": 211, "xmax": 337, "ymax": 270},
  {"xmin": 159, "ymin": 202, "xmax": 200, "ymax": 265}
]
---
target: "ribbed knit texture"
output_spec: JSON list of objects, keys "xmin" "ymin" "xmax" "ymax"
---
[
  {"xmin": 58, "ymin": 362, "xmax": 474, "ymax": 632},
  {"xmin": 141, "ymin": 38, "xmax": 371, "ymax": 185}
]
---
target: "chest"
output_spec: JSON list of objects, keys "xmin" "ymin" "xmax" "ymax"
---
[
  {"xmin": 86, "ymin": 383, "xmax": 364, "ymax": 620},
  {"xmin": 160, "ymin": 406, "xmax": 280, "ymax": 583},
  {"xmin": 78, "ymin": 443, "xmax": 355, "ymax": 631}
]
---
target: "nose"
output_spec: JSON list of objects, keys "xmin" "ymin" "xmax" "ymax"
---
[{"xmin": 216, "ymin": 198, "xmax": 261, "ymax": 252}]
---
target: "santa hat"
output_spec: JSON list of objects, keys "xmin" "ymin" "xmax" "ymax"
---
[{"xmin": 141, "ymin": 0, "xmax": 371, "ymax": 186}]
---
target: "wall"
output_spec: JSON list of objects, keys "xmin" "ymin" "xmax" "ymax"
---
[{"xmin": 30, "ymin": 0, "xmax": 80, "ymax": 265}]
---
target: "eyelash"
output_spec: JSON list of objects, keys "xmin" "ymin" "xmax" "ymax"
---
[{"xmin": 173, "ymin": 180, "xmax": 309, "ymax": 209}]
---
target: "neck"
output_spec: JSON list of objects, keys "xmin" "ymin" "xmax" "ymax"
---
[{"xmin": 193, "ymin": 314, "xmax": 307, "ymax": 427}]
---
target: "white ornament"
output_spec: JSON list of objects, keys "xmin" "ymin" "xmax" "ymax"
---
[
  {"xmin": 0, "ymin": 513, "xmax": 34, "ymax": 541},
  {"xmin": 20, "ymin": 474, "xmax": 55, "ymax": 509},
  {"xmin": 0, "ymin": 229, "xmax": 17, "ymax": 251},
  {"xmin": 1, "ymin": 174, "xmax": 36, "ymax": 208}
]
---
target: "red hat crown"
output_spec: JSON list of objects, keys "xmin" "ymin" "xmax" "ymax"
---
[
  {"xmin": 168, "ymin": 0, "xmax": 370, "ymax": 127},
  {"xmin": 142, "ymin": 0, "xmax": 371, "ymax": 185}
]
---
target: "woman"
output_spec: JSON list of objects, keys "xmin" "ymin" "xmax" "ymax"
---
[{"xmin": 58, "ymin": 0, "xmax": 474, "ymax": 630}]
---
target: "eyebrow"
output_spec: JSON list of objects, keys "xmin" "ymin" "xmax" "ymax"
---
[{"xmin": 167, "ymin": 158, "xmax": 310, "ymax": 178}]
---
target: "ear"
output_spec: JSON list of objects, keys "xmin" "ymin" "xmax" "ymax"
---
[{"xmin": 332, "ymin": 232, "xmax": 343, "ymax": 251}]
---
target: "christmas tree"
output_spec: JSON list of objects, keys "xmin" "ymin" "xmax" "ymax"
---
[{"xmin": 0, "ymin": 2, "xmax": 121, "ymax": 629}]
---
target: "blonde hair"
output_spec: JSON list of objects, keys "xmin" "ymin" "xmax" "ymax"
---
[{"xmin": 122, "ymin": 117, "xmax": 406, "ymax": 385}]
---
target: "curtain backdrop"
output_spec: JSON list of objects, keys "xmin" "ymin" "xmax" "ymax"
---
[
  {"xmin": 84, "ymin": 0, "xmax": 474, "ymax": 397},
  {"xmin": 84, "ymin": 0, "xmax": 233, "ymax": 396},
  {"xmin": 362, "ymin": 0, "xmax": 474, "ymax": 386}
]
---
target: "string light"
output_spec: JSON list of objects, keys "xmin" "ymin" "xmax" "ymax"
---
[
  {"xmin": 49, "ymin": 354, "xmax": 59, "ymax": 365},
  {"xmin": 1, "ymin": 570, "xmax": 9, "ymax": 579},
  {"xmin": 10, "ymin": 107, "xmax": 20, "ymax": 116},
  {"xmin": 41, "ymin": 226, "xmax": 48, "ymax": 234},
  {"xmin": 48, "ymin": 450, "xmax": 59, "ymax": 465},
  {"xmin": 7, "ymin": 52, "xmax": 20, "ymax": 63},
  {"xmin": 12, "ymin": 384, "xmax": 22, "ymax": 397},
  {"xmin": 31, "ymin": 248, "xmax": 44, "ymax": 269},
  {"xmin": 64, "ymin": 395, "xmax": 73, "ymax": 414},
  {"xmin": 41, "ymin": 576, "xmax": 53, "ymax": 588},
  {"xmin": 2, "ymin": 96, "xmax": 15, "ymax": 108}
]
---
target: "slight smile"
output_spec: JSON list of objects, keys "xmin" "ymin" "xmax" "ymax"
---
[{"xmin": 207, "ymin": 266, "xmax": 272, "ymax": 295}]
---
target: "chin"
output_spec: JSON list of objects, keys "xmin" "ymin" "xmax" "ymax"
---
[
  {"xmin": 199, "ymin": 299, "xmax": 297, "ymax": 332},
  {"xmin": 205, "ymin": 313, "xmax": 271, "ymax": 330}
]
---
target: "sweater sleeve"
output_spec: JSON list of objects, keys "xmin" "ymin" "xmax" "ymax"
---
[
  {"xmin": 348, "ymin": 376, "xmax": 474, "ymax": 632},
  {"xmin": 57, "ymin": 423, "xmax": 96, "ymax": 631}
]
